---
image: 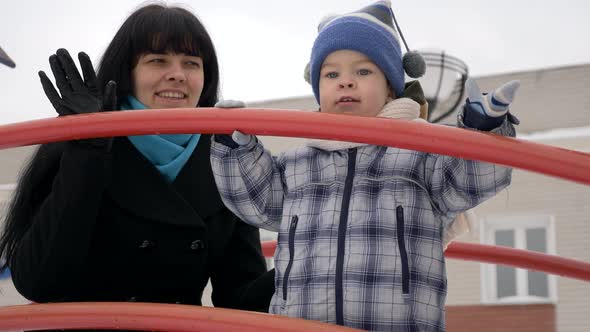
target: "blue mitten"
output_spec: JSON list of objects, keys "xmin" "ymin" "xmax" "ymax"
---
[
  {"xmin": 463, "ymin": 78, "xmax": 520, "ymax": 131},
  {"xmin": 214, "ymin": 100, "xmax": 254, "ymax": 147}
]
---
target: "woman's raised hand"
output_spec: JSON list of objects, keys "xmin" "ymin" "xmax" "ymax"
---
[
  {"xmin": 38, "ymin": 49, "xmax": 117, "ymax": 149},
  {"xmin": 39, "ymin": 48, "xmax": 117, "ymax": 116}
]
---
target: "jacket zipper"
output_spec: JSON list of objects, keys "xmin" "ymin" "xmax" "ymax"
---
[
  {"xmin": 396, "ymin": 206, "xmax": 410, "ymax": 301},
  {"xmin": 335, "ymin": 148, "xmax": 357, "ymax": 325},
  {"xmin": 282, "ymin": 215, "xmax": 298, "ymax": 301}
]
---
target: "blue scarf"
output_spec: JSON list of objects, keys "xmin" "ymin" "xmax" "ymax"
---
[{"xmin": 120, "ymin": 96, "xmax": 201, "ymax": 183}]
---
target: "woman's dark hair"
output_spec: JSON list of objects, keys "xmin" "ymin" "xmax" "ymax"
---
[
  {"xmin": 0, "ymin": 4, "xmax": 220, "ymax": 272},
  {"xmin": 97, "ymin": 4, "xmax": 220, "ymax": 107},
  {"xmin": 0, "ymin": 143, "xmax": 65, "ymax": 271}
]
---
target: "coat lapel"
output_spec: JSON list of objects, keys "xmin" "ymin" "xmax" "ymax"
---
[
  {"xmin": 172, "ymin": 135, "xmax": 227, "ymax": 220},
  {"xmin": 107, "ymin": 137, "xmax": 210, "ymax": 228}
]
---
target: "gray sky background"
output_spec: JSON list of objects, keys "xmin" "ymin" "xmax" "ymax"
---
[{"xmin": 1, "ymin": 0, "xmax": 590, "ymax": 124}]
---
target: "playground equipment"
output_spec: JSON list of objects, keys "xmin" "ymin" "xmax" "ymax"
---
[{"xmin": 0, "ymin": 109, "xmax": 588, "ymax": 331}]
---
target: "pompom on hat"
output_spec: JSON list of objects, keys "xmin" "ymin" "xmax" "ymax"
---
[{"xmin": 306, "ymin": 1, "xmax": 425, "ymax": 103}]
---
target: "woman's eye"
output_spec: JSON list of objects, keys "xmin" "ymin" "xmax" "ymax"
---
[
  {"xmin": 186, "ymin": 61, "xmax": 201, "ymax": 67},
  {"xmin": 148, "ymin": 58, "xmax": 164, "ymax": 64},
  {"xmin": 358, "ymin": 69, "xmax": 372, "ymax": 76}
]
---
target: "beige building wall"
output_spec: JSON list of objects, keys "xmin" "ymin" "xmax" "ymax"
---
[
  {"xmin": 0, "ymin": 145, "xmax": 36, "ymax": 184},
  {"xmin": 446, "ymin": 134, "xmax": 590, "ymax": 331},
  {"xmin": 436, "ymin": 64, "xmax": 590, "ymax": 135}
]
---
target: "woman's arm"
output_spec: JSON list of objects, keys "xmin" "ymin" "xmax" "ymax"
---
[
  {"xmin": 9, "ymin": 143, "xmax": 112, "ymax": 302},
  {"xmin": 209, "ymin": 214, "xmax": 274, "ymax": 312},
  {"xmin": 9, "ymin": 48, "xmax": 116, "ymax": 302}
]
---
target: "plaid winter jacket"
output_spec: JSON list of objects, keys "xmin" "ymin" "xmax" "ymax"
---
[{"xmin": 210, "ymin": 118, "xmax": 515, "ymax": 331}]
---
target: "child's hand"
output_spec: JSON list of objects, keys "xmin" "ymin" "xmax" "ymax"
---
[
  {"xmin": 466, "ymin": 78, "xmax": 520, "ymax": 118},
  {"xmin": 231, "ymin": 131, "xmax": 253, "ymax": 145},
  {"xmin": 463, "ymin": 78, "xmax": 520, "ymax": 131},
  {"xmin": 214, "ymin": 100, "xmax": 254, "ymax": 147}
]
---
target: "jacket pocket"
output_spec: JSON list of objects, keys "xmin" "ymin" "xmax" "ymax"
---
[
  {"xmin": 396, "ymin": 206, "xmax": 410, "ymax": 301},
  {"xmin": 282, "ymin": 215, "xmax": 298, "ymax": 301}
]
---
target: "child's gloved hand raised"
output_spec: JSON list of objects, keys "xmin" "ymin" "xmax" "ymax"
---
[
  {"xmin": 214, "ymin": 100, "xmax": 254, "ymax": 147},
  {"xmin": 463, "ymin": 78, "xmax": 520, "ymax": 131}
]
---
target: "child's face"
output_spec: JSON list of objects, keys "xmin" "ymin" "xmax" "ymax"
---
[
  {"xmin": 319, "ymin": 50, "xmax": 392, "ymax": 117},
  {"xmin": 132, "ymin": 52, "xmax": 204, "ymax": 109}
]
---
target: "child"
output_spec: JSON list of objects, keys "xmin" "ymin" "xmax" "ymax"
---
[{"xmin": 211, "ymin": 1, "xmax": 518, "ymax": 330}]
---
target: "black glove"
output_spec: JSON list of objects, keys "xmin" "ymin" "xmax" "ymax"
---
[{"xmin": 39, "ymin": 48, "xmax": 117, "ymax": 149}]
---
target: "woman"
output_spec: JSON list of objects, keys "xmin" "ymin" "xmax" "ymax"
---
[{"xmin": 0, "ymin": 4, "xmax": 273, "ymax": 311}]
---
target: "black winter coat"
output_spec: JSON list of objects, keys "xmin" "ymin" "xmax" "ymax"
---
[{"xmin": 9, "ymin": 135, "xmax": 274, "ymax": 311}]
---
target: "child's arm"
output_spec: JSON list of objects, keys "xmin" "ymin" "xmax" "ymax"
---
[
  {"xmin": 211, "ymin": 101, "xmax": 285, "ymax": 232},
  {"xmin": 461, "ymin": 78, "xmax": 520, "ymax": 131},
  {"xmin": 425, "ymin": 79, "xmax": 519, "ymax": 219}
]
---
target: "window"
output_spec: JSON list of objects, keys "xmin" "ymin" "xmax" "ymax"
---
[{"xmin": 480, "ymin": 215, "xmax": 557, "ymax": 304}]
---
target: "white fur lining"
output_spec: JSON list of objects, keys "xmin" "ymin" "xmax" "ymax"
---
[{"xmin": 306, "ymin": 97, "xmax": 423, "ymax": 151}]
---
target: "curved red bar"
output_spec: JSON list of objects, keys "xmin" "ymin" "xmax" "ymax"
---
[
  {"xmin": 262, "ymin": 240, "xmax": 590, "ymax": 282},
  {"xmin": 0, "ymin": 109, "xmax": 588, "ymax": 184},
  {"xmin": 0, "ymin": 302, "xmax": 360, "ymax": 332},
  {"xmin": 0, "ymin": 110, "xmax": 588, "ymax": 331},
  {"xmin": 445, "ymin": 242, "xmax": 590, "ymax": 281}
]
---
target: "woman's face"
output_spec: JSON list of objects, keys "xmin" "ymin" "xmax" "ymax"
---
[{"xmin": 132, "ymin": 52, "xmax": 204, "ymax": 109}]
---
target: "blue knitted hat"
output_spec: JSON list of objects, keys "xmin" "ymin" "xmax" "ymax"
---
[{"xmin": 308, "ymin": 1, "xmax": 424, "ymax": 103}]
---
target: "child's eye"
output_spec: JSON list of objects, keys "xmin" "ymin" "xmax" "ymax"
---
[
  {"xmin": 358, "ymin": 69, "xmax": 372, "ymax": 76},
  {"xmin": 325, "ymin": 72, "xmax": 338, "ymax": 79}
]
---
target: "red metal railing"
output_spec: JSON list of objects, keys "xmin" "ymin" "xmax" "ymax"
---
[
  {"xmin": 262, "ymin": 240, "xmax": 590, "ymax": 282},
  {"xmin": 0, "ymin": 302, "xmax": 361, "ymax": 331},
  {"xmin": 0, "ymin": 109, "xmax": 588, "ymax": 184},
  {"xmin": 0, "ymin": 109, "xmax": 588, "ymax": 331}
]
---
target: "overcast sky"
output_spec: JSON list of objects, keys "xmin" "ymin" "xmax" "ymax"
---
[{"xmin": 1, "ymin": 0, "xmax": 590, "ymax": 124}]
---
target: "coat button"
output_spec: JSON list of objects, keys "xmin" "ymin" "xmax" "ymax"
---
[
  {"xmin": 139, "ymin": 240, "xmax": 156, "ymax": 249},
  {"xmin": 190, "ymin": 239, "xmax": 205, "ymax": 250}
]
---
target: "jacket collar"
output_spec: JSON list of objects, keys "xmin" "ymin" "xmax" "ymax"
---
[{"xmin": 108, "ymin": 135, "xmax": 223, "ymax": 228}]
